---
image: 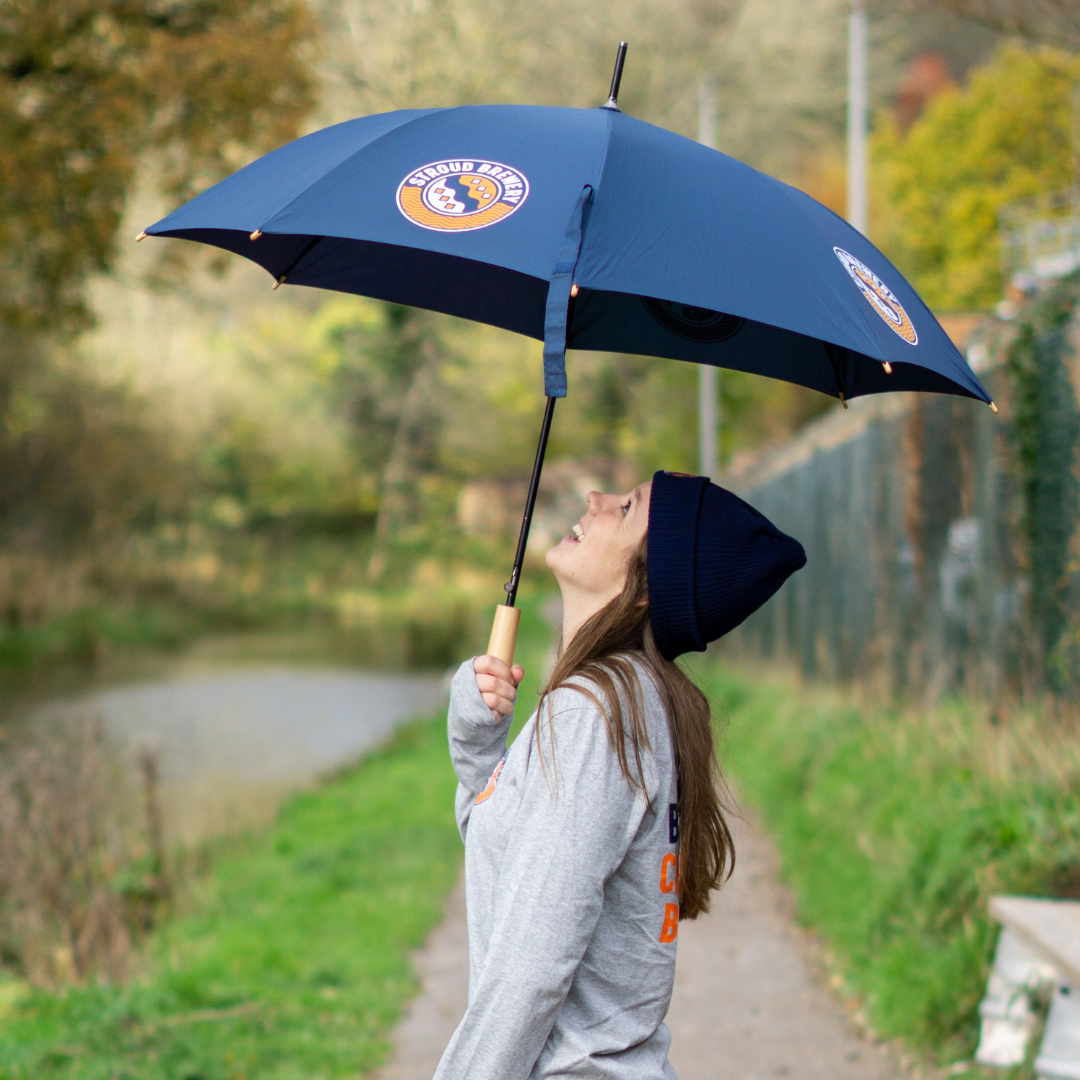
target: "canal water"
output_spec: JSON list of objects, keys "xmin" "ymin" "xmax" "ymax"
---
[{"xmin": 26, "ymin": 639, "xmax": 448, "ymax": 844}]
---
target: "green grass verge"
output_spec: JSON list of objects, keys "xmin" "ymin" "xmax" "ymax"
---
[
  {"xmin": 0, "ymin": 712, "xmax": 462, "ymax": 1080},
  {"xmin": 694, "ymin": 660, "xmax": 1080, "ymax": 1063}
]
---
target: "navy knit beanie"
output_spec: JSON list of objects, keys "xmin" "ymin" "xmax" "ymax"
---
[{"xmin": 647, "ymin": 471, "xmax": 806, "ymax": 661}]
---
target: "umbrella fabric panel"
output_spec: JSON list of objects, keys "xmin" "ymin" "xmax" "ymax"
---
[
  {"xmin": 154, "ymin": 228, "xmax": 317, "ymax": 280},
  {"xmin": 293, "ymin": 239, "xmax": 549, "ymax": 338},
  {"xmin": 574, "ymin": 114, "xmax": 987, "ymax": 403},
  {"xmin": 250, "ymin": 106, "xmax": 610, "ymax": 283},
  {"xmin": 575, "ymin": 116, "xmax": 883, "ymax": 358},
  {"xmin": 153, "ymin": 228, "xmax": 550, "ymax": 338},
  {"xmin": 152, "ymin": 110, "xmax": 440, "ymax": 237},
  {"xmin": 781, "ymin": 185, "xmax": 987, "ymax": 400}
]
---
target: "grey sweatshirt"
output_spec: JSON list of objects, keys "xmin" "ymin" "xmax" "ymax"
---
[{"xmin": 433, "ymin": 657, "xmax": 681, "ymax": 1080}]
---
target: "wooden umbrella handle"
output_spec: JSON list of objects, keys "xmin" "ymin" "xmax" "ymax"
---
[{"xmin": 486, "ymin": 605, "xmax": 521, "ymax": 666}]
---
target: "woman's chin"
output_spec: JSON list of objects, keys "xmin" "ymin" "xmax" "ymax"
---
[{"xmin": 545, "ymin": 537, "xmax": 575, "ymax": 572}]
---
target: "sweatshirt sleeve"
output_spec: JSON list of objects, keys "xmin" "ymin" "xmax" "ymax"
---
[
  {"xmin": 447, "ymin": 658, "xmax": 513, "ymax": 840},
  {"xmin": 434, "ymin": 682, "xmax": 657, "ymax": 1080}
]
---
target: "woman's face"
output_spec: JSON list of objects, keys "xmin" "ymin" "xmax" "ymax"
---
[{"xmin": 545, "ymin": 481, "xmax": 652, "ymax": 601}]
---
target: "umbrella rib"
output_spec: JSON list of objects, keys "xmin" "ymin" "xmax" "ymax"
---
[
  {"xmin": 824, "ymin": 342, "xmax": 849, "ymax": 408},
  {"xmin": 250, "ymin": 109, "xmax": 445, "ymax": 239},
  {"xmin": 271, "ymin": 236, "xmax": 323, "ymax": 289}
]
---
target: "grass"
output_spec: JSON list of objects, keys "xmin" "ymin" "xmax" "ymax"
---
[
  {"xmin": 6, "ymin": 599, "xmax": 1070, "ymax": 1073},
  {"xmin": 694, "ymin": 658, "xmax": 1080, "ymax": 1063},
  {"xmin": 0, "ymin": 712, "xmax": 463, "ymax": 1080}
]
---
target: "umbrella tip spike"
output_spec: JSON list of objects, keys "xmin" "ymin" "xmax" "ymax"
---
[
  {"xmin": 250, "ymin": 229, "xmax": 263, "ymax": 241},
  {"xmin": 135, "ymin": 231, "xmax": 147, "ymax": 242},
  {"xmin": 989, "ymin": 401, "xmax": 999, "ymax": 414},
  {"xmin": 601, "ymin": 42, "xmax": 628, "ymax": 111},
  {"xmin": 883, "ymin": 360, "xmax": 892, "ymax": 374}
]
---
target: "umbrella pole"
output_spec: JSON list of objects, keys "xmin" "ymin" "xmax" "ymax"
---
[{"xmin": 486, "ymin": 395, "xmax": 557, "ymax": 665}]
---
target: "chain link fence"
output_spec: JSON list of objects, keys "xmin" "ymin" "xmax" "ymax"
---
[{"xmin": 722, "ymin": 285, "xmax": 1080, "ymax": 699}]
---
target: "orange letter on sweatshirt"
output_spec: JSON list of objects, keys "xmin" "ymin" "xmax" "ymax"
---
[
  {"xmin": 660, "ymin": 853, "xmax": 678, "ymax": 894},
  {"xmin": 659, "ymin": 903, "xmax": 679, "ymax": 943}
]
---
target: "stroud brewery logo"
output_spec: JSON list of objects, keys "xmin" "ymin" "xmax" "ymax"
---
[
  {"xmin": 397, "ymin": 159, "xmax": 529, "ymax": 232},
  {"xmin": 834, "ymin": 248, "xmax": 918, "ymax": 345}
]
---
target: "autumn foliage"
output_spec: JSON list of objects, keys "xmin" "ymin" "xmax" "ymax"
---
[{"xmin": 0, "ymin": 0, "xmax": 315, "ymax": 334}]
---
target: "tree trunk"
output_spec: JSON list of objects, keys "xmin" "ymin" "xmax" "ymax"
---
[{"xmin": 367, "ymin": 345, "xmax": 438, "ymax": 582}]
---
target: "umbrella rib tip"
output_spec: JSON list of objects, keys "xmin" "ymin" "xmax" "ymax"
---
[
  {"xmin": 250, "ymin": 229, "xmax": 263, "ymax": 241},
  {"xmin": 989, "ymin": 401, "xmax": 999, "ymax": 414},
  {"xmin": 135, "ymin": 231, "xmax": 148, "ymax": 242}
]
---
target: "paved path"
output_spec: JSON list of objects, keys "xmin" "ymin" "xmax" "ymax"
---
[
  {"xmin": 375, "ymin": 816, "xmax": 899, "ymax": 1080},
  {"xmin": 666, "ymin": 817, "xmax": 897, "ymax": 1080}
]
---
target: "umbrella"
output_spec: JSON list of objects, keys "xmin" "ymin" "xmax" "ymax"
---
[{"xmin": 138, "ymin": 44, "xmax": 994, "ymax": 664}]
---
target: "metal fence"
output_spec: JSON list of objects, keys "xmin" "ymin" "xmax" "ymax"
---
[
  {"xmin": 1000, "ymin": 187, "xmax": 1080, "ymax": 287},
  {"xmin": 723, "ymin": 338, "xmax": 1030, "ymax": 699}
]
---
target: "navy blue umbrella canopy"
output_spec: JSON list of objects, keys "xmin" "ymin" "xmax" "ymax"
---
[
  {"xmin": 143, "ymin": 60, "xmax": 994, "ymax": 661},
  {"xmin": 143, "ymin": 102, "xmax": 991, "ymax": 408}
]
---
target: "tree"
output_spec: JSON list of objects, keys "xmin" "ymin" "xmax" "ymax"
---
[
  {"xmin": 0, "ymin": 0, "xmax": 315, "ymax": 336},
  {"xmin": 873, "ymin": 44, "xmax": 1080, "ymax": 311},
  {"xmin": 315, "ymin": 302, "xmax": 448, "ymax": 580},
  {"xmin": 317, "ymin": 0, "xmax": 747, "ymax": 139},
  {"xmin": 898, "ymin": 0, "xmax": 1080, "ymax": 50}
]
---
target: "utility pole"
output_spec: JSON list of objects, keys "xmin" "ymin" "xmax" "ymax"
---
[
  {"xmin": 1072, "ymin": 80, "xmax": 1080, "ymax": 190},
  {"xmin": 847, "ymin": 0, "xmax": 868, "ymax": 234},
  {"xmin": 698, "ymin": 79, "xmax": 719, "ymax": 479}
]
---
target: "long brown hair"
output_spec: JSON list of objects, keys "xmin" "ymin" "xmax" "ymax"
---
[{"xmin": 540, "ymin": 537, "xmax": 735, "ymax": 920}]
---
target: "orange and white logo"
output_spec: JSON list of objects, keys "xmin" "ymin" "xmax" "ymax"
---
[
  {"xmin": 475, "ymin": 754, "xmax": 507, "ymax": 804},
  {"xmin": 834, "ymin": 248, "xmax": 918, "ymax": 345},
  {"xmin": 397, "ymin": 159, "xmax": 529, "ymax": 232}
]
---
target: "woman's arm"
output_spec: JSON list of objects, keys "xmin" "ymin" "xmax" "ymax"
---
[
  {"xmin": 436, "ymin": 685, "xmax": 656, "ymax": 1080},
  {"xmin": 447, "ymin": 659, "xmax": 515, "ymax": 838}
]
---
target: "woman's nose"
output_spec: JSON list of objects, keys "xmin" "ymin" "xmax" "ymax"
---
[{"xmin": 586, "ymin": 491, "xmax": 603, "ymax": 515}]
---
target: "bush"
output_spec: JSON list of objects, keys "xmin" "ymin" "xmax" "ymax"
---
[
  {"xmin": 0, "ymin": 712, "xmax": 463, "ymax": 1079},
  {"xmin": 0, "ymin": 719, "xmax": 132, "ymax": 986}
]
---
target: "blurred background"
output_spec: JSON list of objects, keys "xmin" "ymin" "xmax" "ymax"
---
[
  {"xmin": 0, "ymin": 0, "xmax": 1079, "ymax": 1077},
  {"xmin": 8, "ymin": 0, "xmax": 1066, "ymax": 679}
]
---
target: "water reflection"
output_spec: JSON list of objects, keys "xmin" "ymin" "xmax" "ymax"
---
[{"xmin": 32, "ymin": 656, "xmax": 446, "ymax": 844}]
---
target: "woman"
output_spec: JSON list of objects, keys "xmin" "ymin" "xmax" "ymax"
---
[{"xmin": 435, "ymin": 471, "xmax": 805, "ymax": 1080}]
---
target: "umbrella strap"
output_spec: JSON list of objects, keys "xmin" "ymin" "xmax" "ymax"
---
[{"xmin": 543, "ymin": 185, "xmax": 593, "ymax": 397}]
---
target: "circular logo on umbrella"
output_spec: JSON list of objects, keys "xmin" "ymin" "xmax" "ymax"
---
[
  {"xmin": 641, "ymin": 297, "xmax": 744, "ymax": 343},
  {"xmin": 834, "ymin": 248, "xmax": 918, "ymax": 345},
  {"xmin": 397, "ymin": 159, "xmax": 529, "ymax": 232}
]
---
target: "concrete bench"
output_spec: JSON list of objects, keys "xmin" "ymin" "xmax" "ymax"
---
[{"xmin": 976, "ymin": 896, "xmax": 1080, "ymax": 1079}]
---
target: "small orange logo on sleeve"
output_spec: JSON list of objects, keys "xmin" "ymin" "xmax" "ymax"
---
[{"xmin": 475, "ymin": 756, "xmax": 506, "ymax": 804}]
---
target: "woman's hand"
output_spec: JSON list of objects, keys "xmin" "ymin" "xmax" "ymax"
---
[{"xmin": 473, "ymin": 656, "xmax": 525, "ymax": 721}]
